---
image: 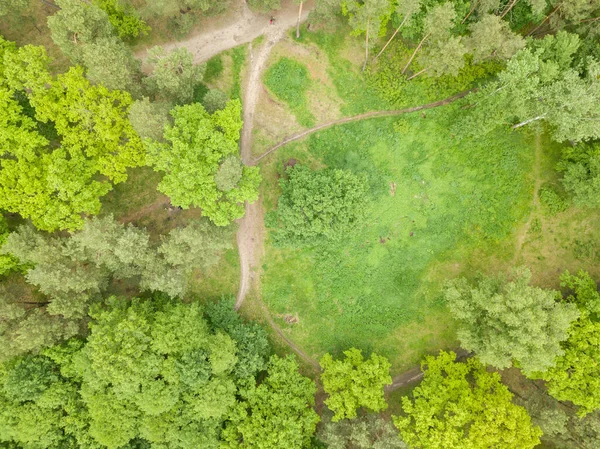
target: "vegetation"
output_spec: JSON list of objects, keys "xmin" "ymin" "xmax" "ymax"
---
[
  {"xmin": 320, "ymin": 348, "xmax": 392, "ymax": 421},
  {"xmin": 394, "ymin": 351, "xmax": 543, "ymax": 449},
  {"xmin": 2, "ymin": 0, "xmax": 600, "ymax": 447}
]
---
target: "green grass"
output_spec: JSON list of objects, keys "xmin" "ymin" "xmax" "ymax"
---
[
  {"xmin": 296, "ymin": 24, "xmax": 390, "ymax": 115},
  {"xmin": 230, "ymin": 45, "xmax": 247, "ymax": 100},
  {"xmin": 260, "ymin": 105, "xmax": 535, "ymax": 371},
  {"xmin": 264, "ymin": 57, "xmax": 315, "ymax": 127}
]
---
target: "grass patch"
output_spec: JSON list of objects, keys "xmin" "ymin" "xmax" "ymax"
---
[
  {"xmin": 230, "ymin": 45, "xmax": 247, "ymax": 100},
  {"xmin": 204, "ymin": 55, "xmax": 224, "ymax": 83},
  {"xmin": 264, "ymin": 57, "xmax": 315, "ymax": 127},
  {"xmin": 296, "ymin": 25, "xmax": 389, "ymax": 115},
  {"xmin": 260, "ymin": 106, "xmax": 534, "ymax": 371}
]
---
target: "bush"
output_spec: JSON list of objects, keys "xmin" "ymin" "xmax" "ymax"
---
[
  {"xmin": 204, "ymin": 55, "xmax": 224, "ymax": 82},
  {"xmin": 539, "ymin": 185, "xmax": 569, "ymax": 215},
  {"xmin": 264, "ymin": 57, "xmax": 315, "ymax": 126},
  {"xmin": 202, "ymin": 88, "xmax": 228, "ymax": 114},
  {"xmin": 558, "ymin": 142, "xmax": 600, "ymax": 208},
  {"xmin": 267, "ymin": 165, "xmax": 369, "ymax": 244}
]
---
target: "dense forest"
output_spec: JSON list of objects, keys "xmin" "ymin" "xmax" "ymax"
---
[{"xmin": 0, "ymin": 0, "xmax": 599, "ymax": 448}]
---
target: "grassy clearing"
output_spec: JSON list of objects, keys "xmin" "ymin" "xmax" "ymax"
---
[
  {"xmin": 259, "ymin": 105, "xmax": 534, "ymax": 372},
  {"xmin": 296, "ymin": 25, "xmax": 390, "ymax": 115},
  {"xmin": 230, "ymin": 45, "xmax": 247, "ymax": 99},
  {"xmin": 264, "ymin": 57, "xmax": 315, "ymax": 127}
]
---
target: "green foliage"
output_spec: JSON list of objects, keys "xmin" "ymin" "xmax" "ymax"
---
[
  {"xmin": 204, "ymin": 54, "xmax": 224, "ymax": 82},
  {"xmin": 144, "ymin": 46, "xmax": 205, "ymax": 104},
  {"xmin": 394, "ymin": 351, "xmax": 542, "ymax": 449},
  {"xmin": 535, "ymin": 271, "xmax": 600, "ymax": 416},
  {"xmin": 465, "ymin": 14, "xmax": 525, "ymax": 63},
  {"xmin": 94, "ymin": 0, "xmax": 150, "ymax": 39},
  {"xmin": 128, "ymin": 97, "xmax": 171, "ymax": 141},
  {"xmin": 539, "ymin": 184, "xmax": 569, "ymax": 214},
  {"xmin": 230, "ymin": 46, "xmax": 246, "ymax": 100},
  {"xmin": 320, "ymin": 348, "xmax": 391, "ymax": 421},
  {"xmin": 0, "ymin": 0, "xmax": 29, "ymax": 16},
  {"xmin": 214, "ymin": 156, "xmax": 244, "ymax": 192},
  {"xmin": 2, "ymin": 355, "xmax": 59, "ymax": 402},
  {"xmin": 558, "ymin": 141, "xmax": 600, "ymax": 208},
  {"xmin": 267, "ymin": 165, "xmax": 369, "ymax": 244},
  {"xmin": 247, "ymin": 0, "xmax": 281, "ymax": 11},
  {"xmin": 444, "ymin": 268, "xmax": 579, "ymax": 374},
  {"xmin": 201, "ymin": 88, "xmax": 228, "ymax": 114},
  {"xmin": 147, "ymin": 101, "xmax": 261, "ymax": 226},
  {"xmin": 317, "ymin": 413, "xmax": 408, "ymax": 449},
  {"xmin": 0, "ymin": 39, "xmax": 145, "ymax": 231},
  {"xmin": 221, "ymin": 355, "xmax": 319, "ymax": 449},
  {"xmin": 264, "ymin": 57, "xmax": 315, "ymax": 126},
  {"xmin": 0, "ymin": 216, "xmax": 19, "ymax": 276},
  {"xmin": 262, "ymin": 113, "xmax": 533, "ymax": 366}
]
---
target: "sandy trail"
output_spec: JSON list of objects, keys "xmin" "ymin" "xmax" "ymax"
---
[{"xmin": 136, "ymin": 0, "xmax": 314, "ymax": 64}]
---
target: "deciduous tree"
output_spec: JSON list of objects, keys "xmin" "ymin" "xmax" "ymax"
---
[
  {"xmin": 147, "ymin": 101, "xmax": 261, "ymax": 226},
  {"xmin": 318, "ymin": 413, "xmax": 408, "ymax": 449},
  {"xmin": 320, "ymin": 348, "xmax": 392, "ymax": 421},
  {"xmin": 394, "ymin": 351, "xmax": 542, "ymax": 449},
  {"xmin": 465, "ymin": 14, "xmax": 525, "ymax": 62},
  {"xmin": 444, "ymin": 268, "xmax": 579, "ymax": 374},
  {"xmin": 558, "ymin": 141, "xmax": 600, "ymax": 208}
]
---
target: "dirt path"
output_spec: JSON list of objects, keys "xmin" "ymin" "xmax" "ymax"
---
[
  {"xmin": 234, "ymin": 12, "xmax": 299, "ymax": 310},
  {"xmin": 136, "ymin": 0, "xmax": 314, "ymax": 64},
  {"xmin": 512, "ymin": 133, "xmax": 542, "ymax": 265},
  {"xmin": 253, "ymin": 89, "xmax": 473, "ymax": 163}
]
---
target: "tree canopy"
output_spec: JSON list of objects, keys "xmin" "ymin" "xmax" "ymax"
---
[
  {"xmin": 394, "ymin": 351, "xmax": 542, "ymax": 449},
  {"xmin": 147, "ymin": 101, "xmax": 261, "ymax": 226},
  {"xmin": 444, "ymin": 268, "xmax": 579, "ymax": 374},
  {"xmin": 320, "ymin": 348, "xmax": 392, "ymax": 421}
]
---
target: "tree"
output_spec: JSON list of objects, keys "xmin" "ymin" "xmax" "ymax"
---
[
  {"xmin": 320, "ymin": 348, "xmax": 391, "ymax": 421},
  {"xmin": 221, "ymin": 355, "xmax": 320, "ymax": 449},
  {"xmin": 401, "ymin": 2, "xmax": 457, "ymax": 75},
  {"xmin": 248, "ymin": 0, "xmax": 281, "ymax": 11},
  {"xmin": 457, "ymin": 32, "xmax": 600, "ymax": 143},
  {"xmin": 311, "ymin": 0, "xmax": 344, "ymax": 25},
  {"xmin": 267, "ymin": 165, "xmax": 369, "ymax": 244},
  {"xmin": 394, "ymin": 351, "xmax": 542, "ymax": 449},
  {"xmin": 201, "ymin": 88, "xmax": 228, "ymax": 114},
  {"xmin": 536, "ymin": 271, "xmax": 600, "ymax": 416},
  {"xmin": 416, "ymin": 35, "xmax": 467, "ymax": 78},
  {"xmin": 444, "ymin": 268, "xmax": 579, "ymax": 374},
  {"xmin": 94, "ymin": 0, "xmax": 150, "ymax": 39},
  {"xmin": 465, "ymin": 14, "xmax": 525, "ymax": 63},
  {"xmin": 558, "ymin": 141, "xmax": 600, "ymax": 208},
  {"xmin": 375, "ymin": 0, "xmax": 423, "ymax": 60},
  {"xmin": 318, "ymin": 413, "xmax": 408, "ymax": 449},
  {"xmin": 0, "ymin": 0, "xmax": 29, "ymax": 16},
  {"xmin": 0, "ymin": 39, "xmax": 145, "ymax": 231},
  {"xmin": 343, "ymin": 0, "xmax": 393, "ymax": 71},
  {"xmin": 146, "ymin": 101, "xmax": 261, "ymax": 226},
  {"xmin": 128, "ymin": 97, "xmax": 172, "ymax": 141},
  {"xmin": 143, "ymin": 46, "xmax": 204, "ymax": 104},
  {"xmin": 0, "ymin": 216, "xmax": 19, "ymax": 276}
]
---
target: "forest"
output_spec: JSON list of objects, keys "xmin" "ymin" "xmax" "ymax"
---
[{"xmin": 0, "ymin": 0, "xmax": 599, "ymax": 448}]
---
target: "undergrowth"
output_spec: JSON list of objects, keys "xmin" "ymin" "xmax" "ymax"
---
[
  {"xmin": 230, "ymin": 45, "xmax": 247, "ymax": 99},
  {"xmin": 261, "ymin": 106, "xmax": 534, "ymax": 370},
  {"xmin": 264, "ymin": 57, "xmax": 315, "ymax": 127}
]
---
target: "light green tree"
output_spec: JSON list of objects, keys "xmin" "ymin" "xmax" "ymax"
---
[
  {"xmin": 147, "ymin": 101, "xmax": 261, "ymax": 226},
  {"xmin": 394, "ymin": 351, "xmax": 542, "ymax": 449},
  {"xmin": 375, "ymin": 0, "xmax": 423, "ymax": 60},
  {"xmin": 128, "ymin": 97, "xmax": 172, "ymax": 140},
  {"xmin": 221, "ymin": 355, "xmax": 320, "ymax": 449},
  {"xmin": 444, "ymin": 268, "xmax": 579, "ymax": 374},
  {"xmin": 320, "ymin": 348, "xmax": 392, "ymax": 421},
  {"xmin": 465, "ymin": 14, "xmax": 525, "ymax": 63}
]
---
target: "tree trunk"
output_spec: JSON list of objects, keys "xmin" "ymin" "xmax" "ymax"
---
[
  {"xmin": 512, "ymin": 115, "xmax": 546, "ymax": 129},
  {"xmin": 374, "ymin": 15, "xmax": 408, "ymax": 61},
  {"xmin": 401, "ymin": 32, "xmax": 430, "ymax": 75},
  {"xmin": 362, "ymin": 17, "xmax": 370, "ymax": 72},
  {"xmin": 461, "ymin": 0, "xmax": 479, "ymax": 24},
  {"xmin": 501, "ymin": 0, "xmax": 520, "ymax": 18},
  {"xmin": 296, "ymin": 1, "xmax": 303, "ymax": 39},
  {"xmin": 406, "ymin": 68, "xmax": 427, "ymax": 80}
]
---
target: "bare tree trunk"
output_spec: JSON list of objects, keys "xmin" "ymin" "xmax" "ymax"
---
[
  {"xmin": 401, "ymin": 32, "xmax": 430, "ymax": 75},
  {"xmin": 374, "ymin": 15, "xmax": 409, "ymax": 61},
  {"xmin": 461, "ymin": 0, "xmax": 479, "ymax": 24},
  {"xmin": 296, "ymin": 1, "xmax": 303, "ymax": 39},
  {"xmin": 512, "ymin": 114, "xmax": 546, "ymax": 129},
  {"xmin": 527, "ymin": 4, "xmax": 561, "ymax": 36},
  {"xmin": 501, "ymin": 0, "xmax": 520, "ymax": 18},
  {"xmin": 362, "ymin": 17, "xmax": 370, "ymax": 72},
  {"xmin": 406, "ymin": 67, "xmax": 427, "ymax": 80}
]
